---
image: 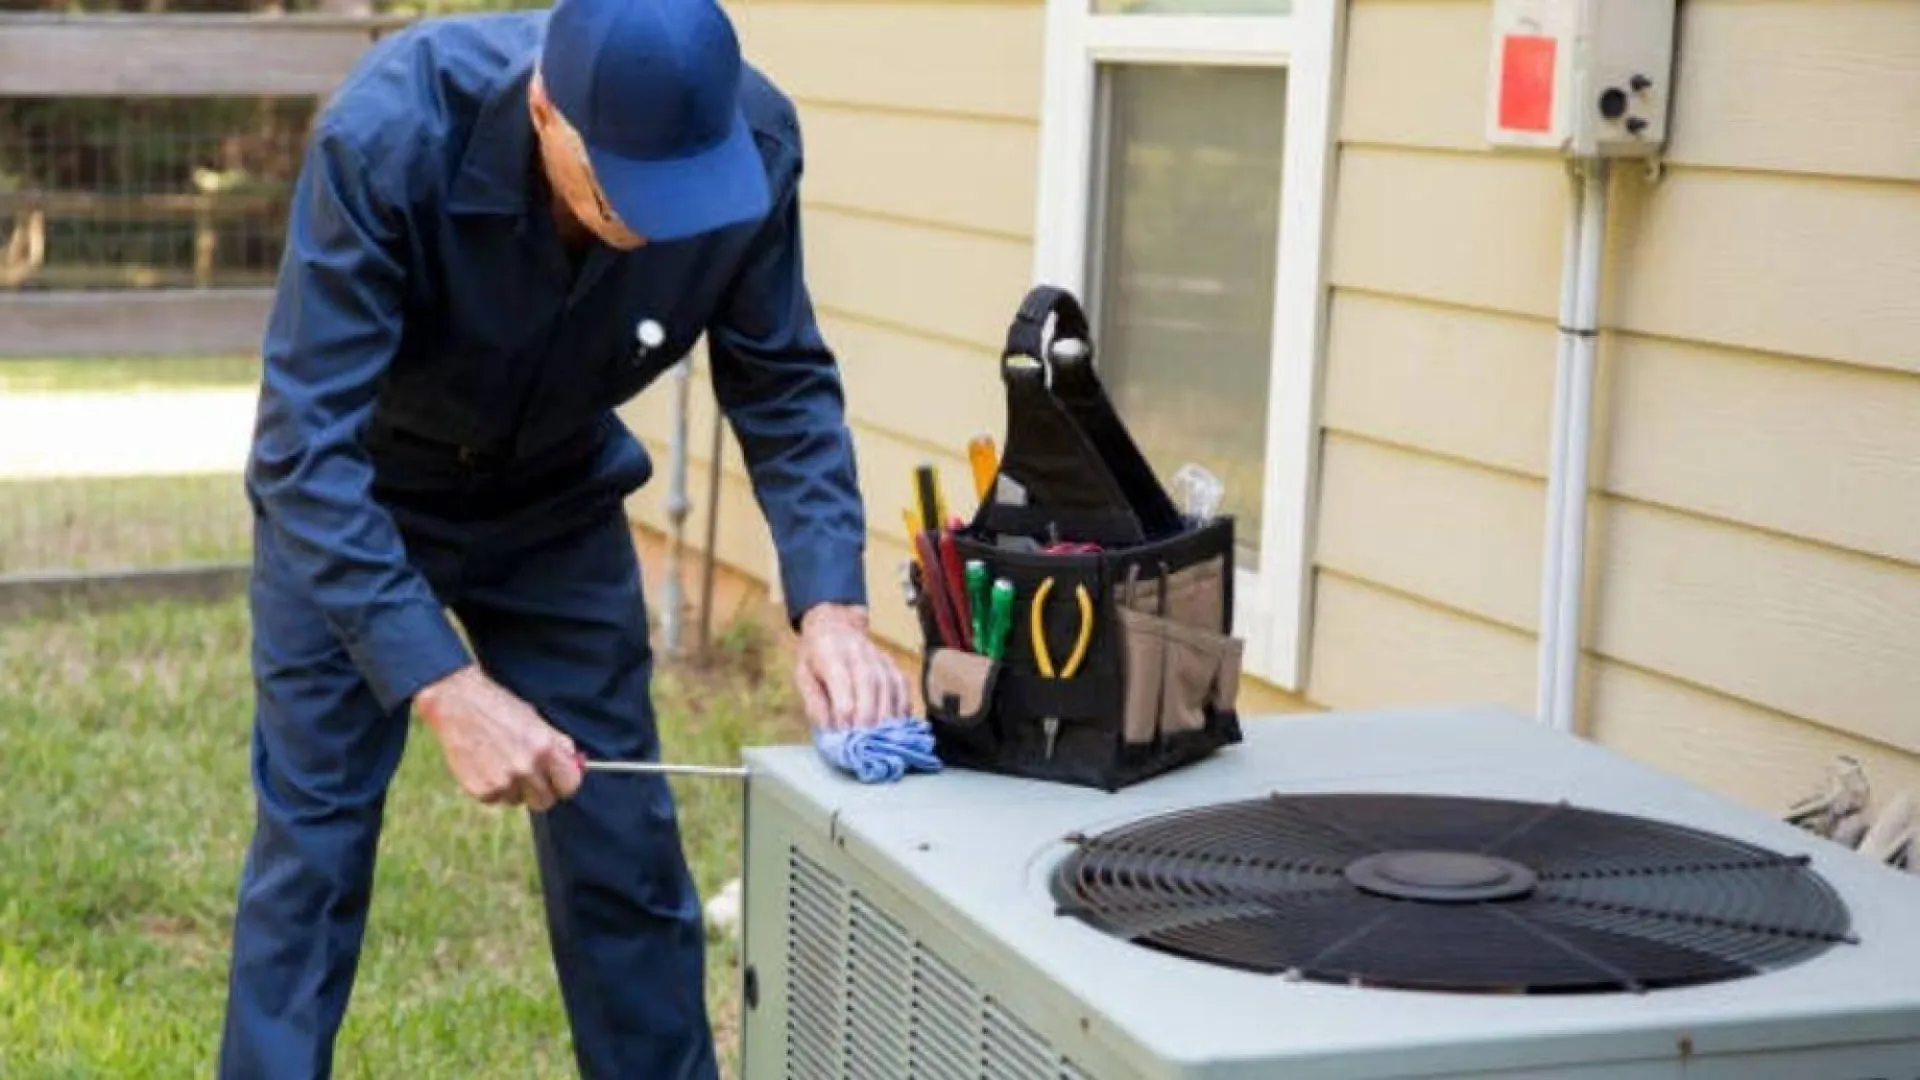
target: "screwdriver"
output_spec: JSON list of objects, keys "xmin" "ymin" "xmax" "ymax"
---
[
  {"xmin": 967, "ymin": 436, "xmax": 998, "ymax": 502},
  {"xmin": 575, "ymin": 752, "xmax": 749, "ymax": 780}
]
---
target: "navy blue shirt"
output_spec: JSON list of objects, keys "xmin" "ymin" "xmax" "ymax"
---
[{"xmin": 246, "ymin": 12, "xmax": 867, "ymax": 711}]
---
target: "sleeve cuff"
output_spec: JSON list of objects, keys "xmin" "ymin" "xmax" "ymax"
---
[
  {"xmin": 779, "ymin": 540, "xmax": 870, "ymax": 629},
  {"xmin": 345, "ymin": 598, "xmax": 474, "ymax": 712}
]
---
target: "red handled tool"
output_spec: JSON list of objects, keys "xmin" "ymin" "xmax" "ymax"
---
[
  {"xmin": 937, "ymin": 529, "xmax": 973, "ymax": 649},
  {"xmin": 914, "ymin": 530, "xmax": 966, "ymax": 648}
]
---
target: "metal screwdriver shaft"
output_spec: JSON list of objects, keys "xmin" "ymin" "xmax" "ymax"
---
[{"xmin": 578, "ymin": 756, "xmax": 749, "ymax": 780}]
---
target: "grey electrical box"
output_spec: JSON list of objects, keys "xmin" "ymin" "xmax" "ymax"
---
[{"xmin": 1485, "ymin": 0, "xmax": 1676, "ymax": 158}]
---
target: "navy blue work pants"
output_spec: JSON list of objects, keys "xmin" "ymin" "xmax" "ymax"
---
[{"xmin": 217, "ymin": 476, "xmax": 717, "ymax": 1080}]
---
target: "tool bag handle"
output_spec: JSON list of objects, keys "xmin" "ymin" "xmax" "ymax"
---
[
  {"xmin": 999, "ymin": 283, "xmax": 1092, "ymax": 379},
  {"xmin": 977, "ymin": 285, "xmax": 1142, "ymax": 543},
  {"xmin": 983, "ymin": 285, "xmax": 1184, "ymax": 542}
]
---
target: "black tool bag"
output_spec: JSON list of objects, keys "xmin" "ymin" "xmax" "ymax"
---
[{"xmin": 912, "ymin": 285, "xmax": 1246, "ymax": 792}]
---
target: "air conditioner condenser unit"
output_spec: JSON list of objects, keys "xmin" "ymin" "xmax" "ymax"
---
[{"xmin": 734, "ymin": 705, "xmax": 1920, "ymax": 1079}]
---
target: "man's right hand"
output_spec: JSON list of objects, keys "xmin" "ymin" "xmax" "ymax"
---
[{"xmin": 415, "ymin": 666, "xmax": 584, "ymax": 812}]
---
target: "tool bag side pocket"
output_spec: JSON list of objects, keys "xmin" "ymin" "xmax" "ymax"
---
[
  {"xmin": 1103, "ymin": 516, "xmax": 1246, "ymax": 769},
  {"xmin": 1114, "ymin": 604, "xmax": 1168, "ymax": 746},
  {"xmin": 1156, "ymin": 618, "xmax": 1244, "ymax": 739},
  {"xmin": 921, "ymin": 645, "xmax": 1005, "ymax": 763},
  {"xmin": 922, "ymin": 646, "xmax": 1002, "ymax": 729}
]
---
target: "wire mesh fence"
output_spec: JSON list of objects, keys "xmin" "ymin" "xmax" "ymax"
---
[
  {"xmin": 0, "ymin": 1, "xmax": 541, "ymax": 590},
  {"xmin": 0, "ymin": 78, "xmax": 313, "ymax": 578},
  {"xmin": 0, "ymin": 96, "xmax": 314, "ymax": 291}
]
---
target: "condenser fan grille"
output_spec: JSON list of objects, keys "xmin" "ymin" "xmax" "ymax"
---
[{"xmin": 1048, "ymin": 793, "xmax": 1855, "ymax": 994}]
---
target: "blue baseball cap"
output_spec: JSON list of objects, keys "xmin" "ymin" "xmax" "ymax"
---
[{"xmin": 540, "ymin": 0, "xmax": 771, "ymax": 243}]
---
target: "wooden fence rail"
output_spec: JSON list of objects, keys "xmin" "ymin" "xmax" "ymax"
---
[
  {"xmin": 1, "ymin": 288, "xmax": 276, "ymax": 357},
  {"xmin": 0, "ymin": 13, "xmax": 413, "ymax": 97}
]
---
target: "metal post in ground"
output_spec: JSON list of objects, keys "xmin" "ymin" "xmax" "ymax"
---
[{"xmin": 661, "ymin": 355, "xmax": 693, "ymax": 659}]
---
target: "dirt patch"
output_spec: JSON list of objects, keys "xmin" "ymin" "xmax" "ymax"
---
[
  {"xmin": 130, "ymin": 912, "xmax": 226, "ymax": 968},
  {"xmin": 135, "ymin": 913, "xmax": 197, "ymax": 941}
]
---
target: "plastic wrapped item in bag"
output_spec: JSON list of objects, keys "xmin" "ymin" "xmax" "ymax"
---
[{"xmin": 1170, "ymin": 464, "xmax": 1225, "ymax": 525}]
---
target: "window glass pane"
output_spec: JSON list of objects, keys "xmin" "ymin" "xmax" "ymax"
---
[
  {"xmin": 1092, "ymin": 0, "xmax": 1291, "ymax": 15},
  {"xmin": 1087, "ymin": 63, "xmax": 1286, "ymax": 565}
]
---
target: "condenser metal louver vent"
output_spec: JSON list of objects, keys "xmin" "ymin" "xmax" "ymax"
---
[
  {"xmin": 1049, "ymin": 793, "xmax": 1856, "ymax": 995},
  {"xmin": 785, "ymin": 845, "xmax": 1092, "ymax": 1080},
  {"xmin": 907, "ymin": 947, "xmax": 976, "ymax": 1079}
]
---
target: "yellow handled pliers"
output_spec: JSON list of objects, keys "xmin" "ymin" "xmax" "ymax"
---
[
  {"xmin": 1032, "ymin": 576, "xmax": 1093, "ymax": 678},
  {"xmin": 1030, "ymin": 576, "xmax": 1093, "ymax": 759}
]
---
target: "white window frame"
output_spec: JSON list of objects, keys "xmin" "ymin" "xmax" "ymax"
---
[{"xmin": 1031, "ymin": 0, "xmax": 1345, "ymax": 691}]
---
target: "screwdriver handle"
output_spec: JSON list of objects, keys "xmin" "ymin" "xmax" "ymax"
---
[{"xmin": 967, "ymin": 435, "xmax": 998, "ymax": 502}]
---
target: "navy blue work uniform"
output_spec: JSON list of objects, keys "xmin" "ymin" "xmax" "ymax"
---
[{"xmin": 217, "ymin": 12, "xmax": 865, "ymax": 1079}]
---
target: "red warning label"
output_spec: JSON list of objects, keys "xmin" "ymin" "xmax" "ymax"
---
[{"xmin": 1498, "ymin": 34, "xmax": 1557, "ymax": 133}]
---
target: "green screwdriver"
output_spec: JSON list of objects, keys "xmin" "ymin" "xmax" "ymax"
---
[
  {"xmin": 965, "ymin": 560, "xmax": 988, "ymax": 648},
  {"xmin": 983, "ymin": 578, "xmax": 1016, "ymax": 660}
]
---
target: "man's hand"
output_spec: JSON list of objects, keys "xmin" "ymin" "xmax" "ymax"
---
[
  {"xmin": 794, "ymin": 603, "xmax": 910, "ymax": 730},
  {"xmin": 415, "ymin": 665, "xmax": 584, "ymax": 811}
]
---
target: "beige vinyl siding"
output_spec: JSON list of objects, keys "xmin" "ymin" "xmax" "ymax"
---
[
  {"xmin": 619, "ymin": 0, "xmax": 1044, "ymax": 653},
  {"xmin": 1310, "ymin": 574, "xmax": 1920, "ymax": 814},
  {"xmin": 1316, "ymin": 434, "xmax": 1920, "ymax": 756},
  {"xmin": 1312, "ymin": 0, "xmax": 1920, "ymax": 809}
]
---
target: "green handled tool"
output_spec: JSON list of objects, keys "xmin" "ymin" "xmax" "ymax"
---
[
  {"xmin": 982, "ymin": 578, "xmax": 1015, "ymax": 660},
  {"xmin": 966, "ymin": 560, "xmax": 989, "ymax": 648}
]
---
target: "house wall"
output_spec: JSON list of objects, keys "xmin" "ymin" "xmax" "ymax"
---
[
  {"xmin": 619, "ymin": 0, "xmax": 1310, "ymax": 715},
  {"xmin": 1315, "ymin": 0, "xmax": 1920, "ymax": 811},
  {"xmin": 619, "ymin": 0, "xmax": 1047, "ymax": 649},
  {"xmin": 621, "ymin": 0, "xmax": 1920, "ymax": 798}
]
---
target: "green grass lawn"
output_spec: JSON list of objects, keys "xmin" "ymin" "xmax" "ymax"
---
[
  {"xmin": 0, "ymin": 355, "xmax": 258, "ymax": 576},
  {"xmin": 0, "ymin": 593, "xmax": 805, "ymax": 1078},
  {"xmin": 0, "ymin": 473, "xmax": 251, "ymax": 576},
  {"xmin": 0, "ymin": 356, "xmax": 259, "ymax": 394}
]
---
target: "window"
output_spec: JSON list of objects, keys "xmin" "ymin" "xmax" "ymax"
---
[
  {"xmin": 1088, "ymin": 63, "xmax": 1286, "ymax": 564},
  {"xmin": 1032, "ymin": 0, "xmax": 1343, "ymax": 689}
]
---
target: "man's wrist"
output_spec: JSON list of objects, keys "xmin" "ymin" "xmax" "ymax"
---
[
  {"xmin": 799, "ymin": 602, "xmax": 868, "ymax": 636},
  {"xmin": 778, "ymin": 541, "xmax": 869, "ymax": 630},
  {"xmin": 414, "ymin": 663, "xmax": 479, "ymax": 727}
]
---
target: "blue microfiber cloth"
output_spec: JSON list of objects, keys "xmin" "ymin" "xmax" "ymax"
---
[{"xmin": 812, "ymin": 717, "xmax": 942, "ymax": 783}]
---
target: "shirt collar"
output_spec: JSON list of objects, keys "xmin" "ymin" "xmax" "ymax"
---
[{"xmin": 447, "ymin": 54, "xmax": 539, "ymax": 216}]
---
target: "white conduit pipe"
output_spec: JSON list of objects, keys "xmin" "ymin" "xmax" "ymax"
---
[
  {"xmin": 1536, "ymin": 165, "xmax": 1583, "ymax": 726},
  {"xmin": 1537, "ymin": 158, "xmax": 1611, "ymax": 733}
]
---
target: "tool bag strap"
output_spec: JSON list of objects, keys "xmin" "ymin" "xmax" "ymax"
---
[
  {"xmin": 977, "ymin": 358, "xmax": 1145, "ymax": 544},
  {"xmin": 1045, "ymin": 330, "xmax": 1184, "ymax": 541}
]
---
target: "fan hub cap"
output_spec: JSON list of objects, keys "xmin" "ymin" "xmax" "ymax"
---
[{"xmin": 1343, "ymin": 850, "xmax": 1539, "ymax": 902}]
